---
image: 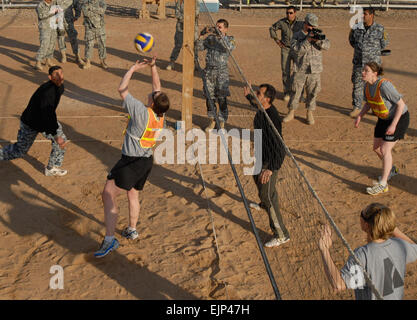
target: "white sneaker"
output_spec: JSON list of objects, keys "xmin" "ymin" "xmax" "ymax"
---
[
  {"xmin": 366, "ymin": 182, "xmax": 388, "ymax": 195},
  {"xmin": 249, "ymin": 202, "xmax": 261, "ymax": 211},
  {"xmin": 121, "ymin": 227, "xmax": 139, "ymax": 240},
  {"xmin": 264, "ymin": 236, "xmax": 290, "ymax": 248},
  {"xmin": 45, "ymin": 166, "xmax": 68, "ymax": 176}
]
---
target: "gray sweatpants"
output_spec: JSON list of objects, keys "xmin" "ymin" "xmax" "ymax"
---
[{"xmin": 254, "ymin": 170, "xmax": 290, "ymax": 239}]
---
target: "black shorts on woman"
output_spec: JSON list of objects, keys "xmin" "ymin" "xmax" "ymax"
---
[
  {"xmin": 107, "ymin": 155, "xmax": 153, "ymax": 191},
  {"xmin": 374, "ymin": 111, "xmax": 409, "ymax": 142}
]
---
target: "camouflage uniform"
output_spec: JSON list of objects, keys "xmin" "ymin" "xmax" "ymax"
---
[
  {"xmin": 196, "ymin": 33, "xmax": 236, "ymax": 123},
  {"xmin": 56, "ymin": 0, "xmax": 83, "ymax": 57},
  {"xmin": 269, "ymin": 17, "xmax": 304, "ymax": 96},
  {"xmin": 168, "ymin": 0, "xmax": 200, "ymax": 63},
  {"xmin": 81, "ymin": 0, "xmax": 107, "ymax": 61},
  {"xmin": 0, "ymin": 121, "xmax": 67, "ymax": 169},
  {"xmin": 289, "ymin": 29, "xmax": 330, "ymax": 112},
  {"xmin": 349, "ymin": 22, "xmax": 389, "ymax": 111},
  {"xmin": 35, "ymin": 0, "xmax": 59, "ymax": 64}
]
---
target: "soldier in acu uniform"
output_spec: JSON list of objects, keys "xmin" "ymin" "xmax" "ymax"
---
[
  {"xmin": 283, "ymin": 13, "xmax": 330, "ymax": 125},
  {"xmin": 55, "ymin": 0, "xmax": 85, "ymax": 66},
  {"xmin": 349, "ymin": 7, "xmax": 389, "ymax": 118},
  {"xmin": 80, "ymin": 0, "xmax": 108, "ymax": 69},
  {"xmin": 269, "ymin": 6, "xmax": 304, "ymax": 102},
  {"xmin": 196, "ymin": 19, "xmax": 236, "ymax": 130},
  {"xmin": 34, "ymin": 0, "xmax": 59, "ymax": 71},
  {"xmin": 165, "ymin": 0, "xmax": 200, "ymax": 71}
]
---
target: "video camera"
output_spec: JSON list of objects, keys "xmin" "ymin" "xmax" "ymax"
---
[
  {"xmin": 381, "ymin": 49, "xmax": 391, "ymax": 56},
  {"xmin": 200, "ymin": 26, "xmax": 218, "ymax": 36},
  {"xmin": 309, "ymin": 28, "xmax": 326, "ymax": 41}
]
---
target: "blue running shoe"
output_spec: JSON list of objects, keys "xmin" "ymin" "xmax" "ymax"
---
[{"xmin": 94, "ymin": 238, "xmax": 119, "ymax": 258}]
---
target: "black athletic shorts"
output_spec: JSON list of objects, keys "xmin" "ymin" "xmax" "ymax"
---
[
  {"xmin": 374, "ymin": 111, "xmax": 409, "ymax": 142},
  {"xmin": 107, "ymin": 155, "xmax": 153, "ymax": 191}
]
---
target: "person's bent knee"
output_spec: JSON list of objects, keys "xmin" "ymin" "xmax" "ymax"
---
[{"xmin": 102, "ymin": 180, "xmax": 118, "ymax": 201}]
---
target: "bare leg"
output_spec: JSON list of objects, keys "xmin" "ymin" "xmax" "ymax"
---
[
  {"xmin": 373, "ymin": 137, "xmax": 383, "ymax": 160},
  {"xmin": 102, "ymin": 179, "xmax": 122, "ymax": 236},
  {"xmin": 379, "ymin": 140, "xmax": 397, "ymax": 185},
  {"xmin": 127, "ymin": 188, "xmax": 140, "ymax": 229}
]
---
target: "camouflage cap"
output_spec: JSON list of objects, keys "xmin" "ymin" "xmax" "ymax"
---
[{"xmin": 305, "ymin": 13, "xmax": 319, "ymax": 27}]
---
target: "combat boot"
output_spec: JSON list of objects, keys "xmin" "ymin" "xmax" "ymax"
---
[
  {"xmin": 307, "ymin": 110, "xmax": 315, "ymax": 125},
  {"xmin": 45, "ymin": 58, "xmax": 53, "ymax": 68},
  {"xmin": 76, "ymin": 53, "xmax": 85, "ymax": 66},
  {"xmin": 283, "ymin": 110, "xmax": 295, "ymax": 123},
  {"xmin": 34, "ymin": 60, "xmax": 43, "ymax": 71},
  {"xmin": 60, "ymin": 51, "xmax": 66, "ymax": 63},
  {"xmin": 82, "ymin": 59, "xmax": 91, "ymax": 69},
  {"xmin": 100, "ymin": 59, "xmax": 108, "ymax": 69},
  {"xmin": 349, "ymin": 108, "xmax": 361, "ymax": 118},
  {"xmin": 166, "ymin": 61, "xmax": 174, "ymax": 71},
  {"xmin": 219, "ymin": 121, "xmax": 225, "ymax": 129},
  {"xmin": 206, "ymin": 119, "xmax": 216, "ymax": 131}
]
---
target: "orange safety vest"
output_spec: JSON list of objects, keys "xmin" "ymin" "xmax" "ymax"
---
[
  {"xmin": 365, "ymin": 78, "xmax": 390, "ymax": 119},
  {"xmin": 123, "ymin": 108, "xmax": 164, "ymax": 149}
]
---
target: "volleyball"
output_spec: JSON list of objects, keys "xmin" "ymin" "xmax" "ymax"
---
[{"xmin": 134, "ymin": 32, "xmax": 154, "ymax": 53}]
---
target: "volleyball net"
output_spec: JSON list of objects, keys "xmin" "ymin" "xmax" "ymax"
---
[{"xmin": 189, "ymin": 0, "xmax": 385, "ymax": 300}]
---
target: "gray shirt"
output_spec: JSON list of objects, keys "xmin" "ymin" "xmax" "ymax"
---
[
  {"xmin": 122, "ymin": 93, "xmax": 160, "ymax": 158},
  {"xmin": 364, "ymin": 78, "xmax": 408, "ymax": 119},
  {"xmin": 341, "ymin": 238, "xmax": 417, "ymax": 300}
]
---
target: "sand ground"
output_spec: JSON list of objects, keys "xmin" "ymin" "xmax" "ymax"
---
[{"xmin": 0, "ymin": 2, "xmax": 417, "ymax": 300}]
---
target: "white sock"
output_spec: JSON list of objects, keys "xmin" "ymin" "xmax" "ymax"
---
[{"xmin": 104, "ymin": 235, "xmax": 114, "ymax": 242}]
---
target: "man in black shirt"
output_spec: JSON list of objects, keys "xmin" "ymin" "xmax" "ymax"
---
[
  {"xmin": 0, "ymin": 66, "xmax": 68, "ymax": 176},
  {"xmin": 244, "ymin": 83, "xmax": 290, "ymax": 248}
]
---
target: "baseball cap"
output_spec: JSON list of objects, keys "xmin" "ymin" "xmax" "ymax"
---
[{"xmin": 305, "ymin": 13, "xmax": 319, "ymax": 27}]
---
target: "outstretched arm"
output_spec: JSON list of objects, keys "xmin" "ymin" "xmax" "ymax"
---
[
  {"xmin": 393, "ymin": 227, "xmax": 416, "ymax": 244},
  {"xmin": 118, "ymin": 60, "xmax": 149, "ymax": 100},
  {"xmin": 150, "ymin": 56, "xmax": 161, "ymax": 93},
  {"xmin": 319, "ymin": 224, "xmax": 347, "ymax": 291}
]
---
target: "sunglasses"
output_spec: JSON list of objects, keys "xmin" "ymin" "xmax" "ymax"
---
[{"xmin": 286, "ymin": 12, "xmax": 295, "ymax": 15}]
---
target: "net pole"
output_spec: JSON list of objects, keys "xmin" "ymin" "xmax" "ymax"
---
[{"xmin": 182, "ymin": 0, "xmax": 195, "ymax": 131}]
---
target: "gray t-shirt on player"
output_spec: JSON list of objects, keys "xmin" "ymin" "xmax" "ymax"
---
[
  {"xmin": 122, "ymin": 93, "xmax": 160, "ymax": 158},
  {"xmin": 341, "ymin": 238, "xmax": 417, "ymax": 300},
  {"xmin": 364, "ymin": 78, "xmax": 408, "ymax": 119}
]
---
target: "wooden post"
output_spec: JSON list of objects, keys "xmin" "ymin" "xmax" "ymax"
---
[
  {"xmin": 181, "ymin": 0, "xmax": 195, "ymax": 131},
  {"xmin": 157, "ymin": 0, "xmax": 166, "ymax": 19}
]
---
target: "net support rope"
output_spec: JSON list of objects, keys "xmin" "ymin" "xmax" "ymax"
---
[{"xmin": 199, "ymin": 0, "xmax": 383, "ymax": 300}]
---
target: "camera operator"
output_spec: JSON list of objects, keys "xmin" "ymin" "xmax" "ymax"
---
[
  {"xmin": 283, "ymin": 13, "xmax": 330, "ymax": 125},
  {"xmin": 196, "ymin": 19, "xmax": 236, "ymax": 130}
]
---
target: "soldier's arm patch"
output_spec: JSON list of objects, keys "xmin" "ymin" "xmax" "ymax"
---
[{"xmin": 383, "ymin": 31, "xmax": 388, "ymax": 40}]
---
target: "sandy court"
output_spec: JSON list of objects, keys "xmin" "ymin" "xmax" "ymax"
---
[{"xmin": 0, "ymin": 2, "xmax": 417, "ymax": 300}]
